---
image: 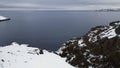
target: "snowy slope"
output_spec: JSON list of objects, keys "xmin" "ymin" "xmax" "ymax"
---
[{"xmin": 0, "ymin": 42, "xmax": 74, "ymax": 68}]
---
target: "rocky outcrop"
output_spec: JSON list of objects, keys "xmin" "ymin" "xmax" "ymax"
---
[{"xmin": 58, "ymin": 21, "xmax": 120, "ymax": 68}]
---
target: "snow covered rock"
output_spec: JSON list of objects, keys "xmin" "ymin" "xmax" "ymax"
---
[
  {"xmin": 58, "ymin": 21, "xmax": 120, "ymax": 68},
  {"xmin": 0, "ymin": 42, "xmax": 74, "ymax": 68},
  {"xmin": 0, "ymin": 16, "xmax": 10, "ymax": 22}
]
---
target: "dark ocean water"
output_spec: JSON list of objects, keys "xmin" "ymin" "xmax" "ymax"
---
[{"xmin": 0, "ymin": 11, "xmax": 120, "ymax": 50}]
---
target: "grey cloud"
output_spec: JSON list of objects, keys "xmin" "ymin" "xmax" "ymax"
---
[{"xmin": 0, "ymin": 0, "xmax": 120, "ymax": 10}]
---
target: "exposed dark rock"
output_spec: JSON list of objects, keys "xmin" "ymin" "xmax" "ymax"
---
[
  {"xmin": 115, "ymin": 25, "xmax": 120, "ymax": 34},
  {"xmin": 39, "ymin": 49, "xmax": 43, "ymax": 54},
  {"xmin": 58, "ymin": 21, "xmax": 120, "ymax": 68},
  {"xmin": 1, "ymin": 59, "xmax": 4, "ymax": 62},
  {"xmin": 109, "ymin": 21, "xmax": 120, "ymax": 26}
]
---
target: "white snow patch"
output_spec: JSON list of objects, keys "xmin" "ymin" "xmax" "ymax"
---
[
  {"xmin": 78, "ymin": 39, "xmax": 86, "ymax": 47},
  {"xmin": 0, "ymin": 42, "xmax": 74, "ymax": 68},
  {"xmin": 0, "ymin": 16, "xmax": 7, "ymax": 20},
  {"xmin": 88, "ymin": 26, "xmax": 117, "ymax": 42},
  {"xmin": 69, "ymin": 55, "xmax": 76, "ymax": 62},
  {"xmin": 100, "ymin": 29, "xmax": 117, "ymax": 39},
  {"xmin": 57, "ymin": 46, "xmax": 66, "ymax": 54}
]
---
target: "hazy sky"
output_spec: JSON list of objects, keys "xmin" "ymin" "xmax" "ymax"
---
[{"xmin": 0, "ymin": 0, "xmax": 120, "ymax": 10}]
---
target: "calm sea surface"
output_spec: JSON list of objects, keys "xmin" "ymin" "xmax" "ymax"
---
[{"xmin": 0, "ymin": 11, "xmax": 120, "ymax": 50}]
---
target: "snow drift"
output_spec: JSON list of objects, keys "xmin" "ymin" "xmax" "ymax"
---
[{"xmin": 0, "ymin": 42, "xmax": 74, "ymax": 68}]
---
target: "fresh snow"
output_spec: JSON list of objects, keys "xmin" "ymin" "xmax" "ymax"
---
[
  {"xmin": 88, "ymin": 25, "xmax": 117, "ymax": 42},
  {"xmin": 99, "ymin": 25, "xmax": 117, "ymax": 39},
  {"xmin": 57, "ymin": 46, "xmax": 66, "ymax": 54},
  {"xmin": 0, "ymin": 42, "xmax": 74, "ymax": 68},
  {"xmin": 78, "ymin": 39, "xmax": 86, "ymax": 47},
  {"xmin": 0, "ymin": 16, "xmax": 7, "ymax": 20},
  {"xmin": 100, "ymin": 29, "xmax": 117, "ymax": 39}
]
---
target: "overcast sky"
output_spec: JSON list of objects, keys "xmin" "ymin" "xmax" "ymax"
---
[{"xmin": 0, "ymin": 0, "xmax": 120, "ymax": 10}]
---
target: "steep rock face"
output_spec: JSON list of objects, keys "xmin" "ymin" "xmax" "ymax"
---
[{"xmin": 58, "ymin": 21, "xmax": 120, "ymax": 68}]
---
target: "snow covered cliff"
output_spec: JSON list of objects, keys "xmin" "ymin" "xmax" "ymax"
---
[
  {"xmin": 0, "ymin": 42, "xmax": 74, "ymax": 68},
  {"xmin": 58, "ymin": 21, "xmax": 120, "ymax": 68}
]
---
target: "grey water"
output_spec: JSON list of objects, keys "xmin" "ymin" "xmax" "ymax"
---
[{"xmin": 0, "ymin": 11, "xmax": 120, "ymax": 50}]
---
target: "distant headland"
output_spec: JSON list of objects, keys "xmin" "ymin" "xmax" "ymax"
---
[
  {"xmin": 95, "ymin": 8, "xmax": 120, "ymax": 12},
  {"xmin": 0, "ymin": 16, "xmax": 10, "ymax": 22}
]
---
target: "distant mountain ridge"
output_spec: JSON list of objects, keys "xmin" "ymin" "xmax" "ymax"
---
[{"xmin": 96, "ymin": 9, "xmax": 120, "ymax": 12}]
